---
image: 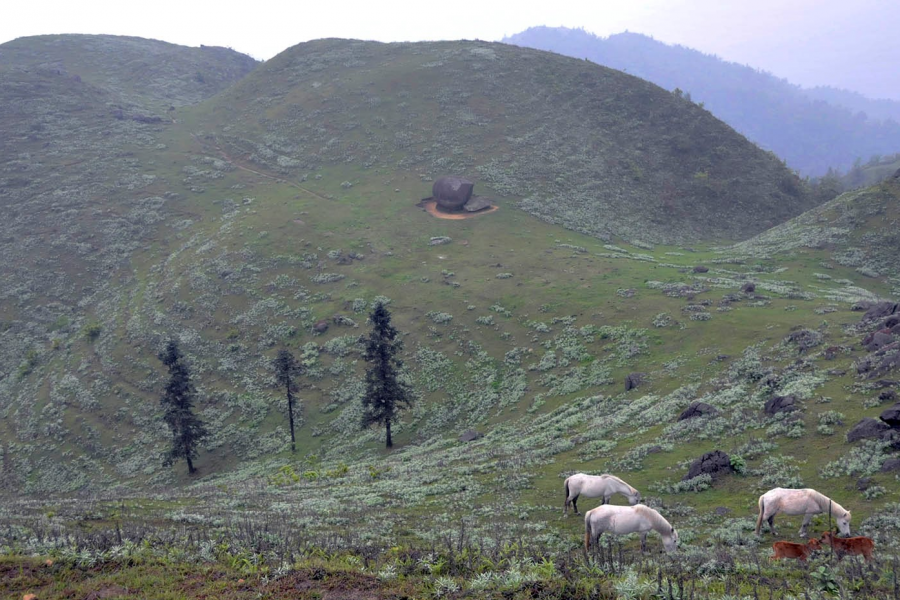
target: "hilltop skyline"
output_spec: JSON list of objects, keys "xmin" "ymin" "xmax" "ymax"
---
[{"xmin": 3, "ymin": 0, "xmax": 900, "ymax": 101}]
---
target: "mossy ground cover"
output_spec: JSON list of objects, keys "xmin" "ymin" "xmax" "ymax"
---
[{"xmin": 2, "ymin": 34, "xmax": 900, "ymax": 598}]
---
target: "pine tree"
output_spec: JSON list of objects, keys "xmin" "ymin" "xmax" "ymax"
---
[
  {"xmin": 361, "ymin": 304, "xmax": 414, "ymax": 448},
  {"xmin": 273, "ymin": 348, "xmax": 301, "ymax": 453},
  {"xmin": 159, "ymin": 340, "xmax": 208, "ymax": 474}
]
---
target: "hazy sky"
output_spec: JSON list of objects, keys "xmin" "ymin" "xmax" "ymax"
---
[{"xmin": 4, "ymin": 0, "xmax": 899, "ymax": 100}]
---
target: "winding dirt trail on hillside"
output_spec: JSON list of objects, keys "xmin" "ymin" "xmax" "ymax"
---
[{"xmin": 191, "ymin": 133, "xmax": 330, "ymax": 202}]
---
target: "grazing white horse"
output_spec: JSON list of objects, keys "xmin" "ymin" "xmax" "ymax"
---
[
  {"xmin": 564, "ymin": 473, "xmax": 641, "ymax": 516},
  {"xmin": 755, "ymin": 487, "xmax": 851, "ymax": 537},
  {"xmin": 584, "ymin": 504, "xmax": 679, "ymax": 554}
]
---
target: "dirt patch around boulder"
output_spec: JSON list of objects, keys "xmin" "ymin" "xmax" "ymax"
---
[{"xmin": 417, "ymin": 199, "xmax": 498, "ymax": 220}]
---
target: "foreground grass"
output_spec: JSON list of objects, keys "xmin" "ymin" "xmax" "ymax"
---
[{"xmin": 3, "ymin": 543, "xmax": 897, "ymax": 600}]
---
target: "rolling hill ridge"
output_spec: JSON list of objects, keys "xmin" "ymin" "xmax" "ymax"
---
[
  {"xmin": 504, "ymin": 27, "xmax": 900, "ymax": 177},
  {"xmin": 1, "ymin": 37, "xmax": 899, "ymax": 587}
]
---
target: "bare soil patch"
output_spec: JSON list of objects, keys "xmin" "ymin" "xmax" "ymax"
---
[{"xmin": 417, "ymin": 199, "xmax": 498, "ymax": 220}]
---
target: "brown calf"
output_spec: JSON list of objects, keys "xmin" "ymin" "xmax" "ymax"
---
[
  {"xmin": 820, "ymin": 531, "xmax": 875, "ymax": 562},
  {"xmin": 771, "ymin": 538, "xmax": 822, "ymax": 562}
]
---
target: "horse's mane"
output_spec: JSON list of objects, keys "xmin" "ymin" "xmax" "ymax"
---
[
  {"xmin": 601, "ymin": 474, "xmax": 638, "ymax": 495},
  {"xmin": 635, "ymin": 505, "xmax": 674, "ymax": 533},
  {"xmin": 808, "ymin": 489, "xmax": 848, "ymax": 516}
]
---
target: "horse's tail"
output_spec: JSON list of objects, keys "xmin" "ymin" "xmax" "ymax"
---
[
  {"xmin": 755, "ymin": 495, "xmax": 765, "ymax": 535},
  {"xmin": 584, "ymin": 516, "xmax": 591, "ymax": 554},
  {"xmin": 564, "ymin": 479, "xmax": 570, "ymax": 508}
]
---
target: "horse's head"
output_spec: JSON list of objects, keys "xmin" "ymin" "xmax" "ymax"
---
[
  {"xmin": 663, "ymin": 527, "xmax": 679, "ymax": 553},
  {"xmin": 628, "ymin": 491, "xmax": 642, "ymax": 506},
  {"xmin": 836, "ymin": 510, "xmax": 851, "ymax": 536},
  {"xmin": 807, "ymin": 538, "xmax": 822, "ymax": 551}
]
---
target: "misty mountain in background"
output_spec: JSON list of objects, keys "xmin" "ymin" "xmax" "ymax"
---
[
  {"xmin": 503, "ymin": 26, "xmax": 900, "ymax": 177},
  {"xmin": 805, "ymin": 86, "xmax": 900, "ymax": 124}
]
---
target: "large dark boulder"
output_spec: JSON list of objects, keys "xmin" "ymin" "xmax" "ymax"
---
[
  {"xmin": 880, "ymin": 404, "xmax": 900, "ymax": 428},
  {"xmin": 846, "ymin": 418, "xmax": 891, "ymax": 442},
  {"xmin": 459, "ymin": 429, "xmax": 483, "ymax": 442},
  {"xmin": 881, "ymin": 457, "xmax": 900, "ymax": 472},
  {"xmin": 683, "ymin": 450, "xmax": 733, "ymax": 481},
  {"xmin": 432, "ymin": 176, "xmax": 474, "ymax": 211},
  {"xmin": 463, "ymin": 196, "xmax": 492, "ymax": 212},
  {"xmin": 852, "ymin": 300, "xmax": 875, "ymax": 312},
  {"xmin": 692, "ymin": 265, "xmax": 709, "ymax": 273},
  {"xmin": 863, "ymin": 301, "xmax": 899, "ymax": 323},
  {"xmin": 740, "ymin": 282, "xmax": 756, "ymax": 293},
  {"xmin": 863, "ymin": 330, "xmax": 895, "ymax": 352},
  {"xmin": 678, "ymin": 402, "xmax": 719, "ymax": 421},
  {"xmin": 313, "ymin": 320, "xmax": 329, "ymax": 334},
  {"xmin": 764, "ymin": 395, "xmax": 798, "ymax": 415},
  {"xmin": 625, "ymin": 372, "xmax": 646, "ymax": 391}
]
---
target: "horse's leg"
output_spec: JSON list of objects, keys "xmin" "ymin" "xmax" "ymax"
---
[
  {"xmin": 799, "ymin": 514, "xmax": 813, "ymax": 538},
  {"xmin": 573, "ymin": 495, "xmax": 579, "ymax": 515},
  {"xmin": 602, "ymin": 495, "xmax": 609, "ymax": 505},
  {"xmin": 640, "ymin": 532, "xmax": 647, "ymax": 553},
  {"xmin": 767, "ymin": 514, "xmax": 777, "ymax": 536}
]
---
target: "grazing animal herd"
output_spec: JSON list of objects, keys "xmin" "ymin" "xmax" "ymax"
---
[{"xmin": 565, "ymin": 474, "xmax": 875, "ymax": 562}]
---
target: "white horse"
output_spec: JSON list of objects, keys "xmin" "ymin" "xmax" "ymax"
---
[
  {"xmin": 755, "ymin": 487, "xmax": 851, "ymax": 538},
  {"xmin": 584, "ymin": 504, "xmax": 679, "ymax": 554},
  {"xmin": 564, "ymin": 473, "xmax": 641, "ymax": 516}
]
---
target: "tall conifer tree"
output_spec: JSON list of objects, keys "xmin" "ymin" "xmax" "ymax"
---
[
  {"xmin": 361, "ymin": 304, "xmax": 414, "ymax": 448},
  {"xmin": 274, "ymin": 348, "xmax": 301, "ymax": 453},
  {"xmin": 159, "ymin": 340, "xmax": 208, "ymax": 474}
]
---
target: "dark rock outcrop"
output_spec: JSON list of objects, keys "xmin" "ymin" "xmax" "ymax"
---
[
  {"xmin": 683, "ymin": 450, "xmax": 733, "ymax": 481},
  {"xmin": 881, "ymin": 457, "xmax": 900, "ymax": 472},
  {"xmin": 863, "ymin": 330, "xmax": 895, "ymax": 352},
  {"xmin": 692, "ymin": 265, "xmax": 709, "ymax": 273},
  {"xmin": 432, "ymin": 176, "xmax": 474, "ymax": 211},
  {"xmin": 880, "ymin": 389, "xmax": 898, "ymax": 404},
  {"xmin": 678, "ymin": 402, "xmax": 719, "ymax": 421},
  {"xmin": 463, "ymin": 196, "xmax": 492, "ymax": 212},
  {"xmin": 459, "ymin": 429, "xmax": 483, "ymax": 442},
  {"xmin": 880, "ymin": 404, "xmax": 900, "ymax": 428},
  {"xmin": 740, "ymin": 282, "xmax": 756, "ymax": 293},
  {"xmin": 863, "ymin": 301, "xmax": 899, "ymax": 323},
  {"xmin": 846, "ymin": 418, "xmax": 891, "ymax": 442},
  {"xmin": 313, "ymin": 320, "xmax": 329, "ymax": 334},
  {"xmin": 625, "ymin": 372, "xmax": 646, "ymax": 391},
  {"xmin": 764, "ymin": 395, "xmax": 798, "ymax": 415}
]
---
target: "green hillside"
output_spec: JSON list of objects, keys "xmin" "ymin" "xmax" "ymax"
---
[
  {"xmin": 1, "ymin": 35, "xmax": 900, "ymax": 599},
  {"xmin": 504, "ymin": 27, "xmax": 900, "ymax": 178},
  {"xmin": 727, "ymin": 172, "xmax": 900, "ymax": 286},
  {"xmin": 192, "ymin": 38, "xmax": 816, "ymax": 244}
]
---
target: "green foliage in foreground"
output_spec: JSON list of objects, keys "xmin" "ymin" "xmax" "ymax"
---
[{"xmin": 2, "ymin": 523, "xmax": 898, "ymax": 600}]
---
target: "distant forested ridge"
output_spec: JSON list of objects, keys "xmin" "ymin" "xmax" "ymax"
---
[{"xmin": 503, "ymin": 27, "xmax": 900, "ymax": 176}]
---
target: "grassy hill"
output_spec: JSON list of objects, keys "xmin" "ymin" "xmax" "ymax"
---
[
  {"xmin": 727, "ymin": 170, "xmax": 900, "ymax": 286},
  {"xmin": 1, "ymin": 34, "xmax": 900, "ymax": 598},
  {"xmin": 191, "ymin": 38, "xmax": 815, "ymax": 244},
  {"xmin": 0, "ymin": 34, "xmax": 258, "ymax": 111},
  {"xmin": 504, "ymin": 27, "xmax": 900, "ymax": 177}
]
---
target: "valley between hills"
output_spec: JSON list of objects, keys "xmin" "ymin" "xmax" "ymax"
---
[{"xmin": 2, "ymin": 33, "xmax": 900, "ymax": 599}]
